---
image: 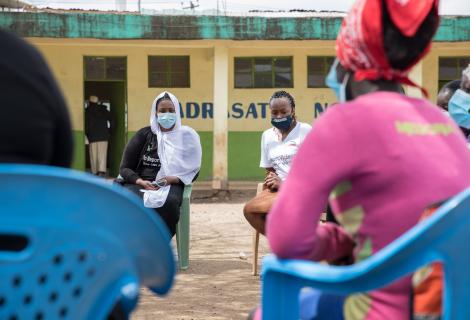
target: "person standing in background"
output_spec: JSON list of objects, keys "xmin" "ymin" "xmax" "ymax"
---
[{"xmin": 85, "ymin": 95, "xmax": 112, "ymax": 177}]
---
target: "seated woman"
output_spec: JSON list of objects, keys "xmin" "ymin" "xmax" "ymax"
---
[
  {"xmin": 119, "ymin": 91, "xmax": 201, "ymax": 237},
  {"xmin": 243, "ymin": 91, "xmax": 311, "ymax": 235},
  {"xmin": 252, "ymin": 0, "xmax": 470, "ymax": 319}
]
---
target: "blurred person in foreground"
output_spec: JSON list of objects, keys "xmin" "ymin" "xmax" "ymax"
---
[
  {"xmin": 0, "ymin": 29, "xmax": 135, "ymax": 320},
  {"xmin": 251, "ymin": 0, "xmax": 470, "ymax": 319},
  {"xmin": 0, "ymin": 29, "xmax": 73, "ymax": 167}
]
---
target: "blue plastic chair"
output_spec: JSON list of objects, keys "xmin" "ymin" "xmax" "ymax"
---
[
  {"xmin": 261, "ymin": 187, "xmax": 470, "ymax": 320},
  {"xmin": 0, "ymin": 164, "xmax": 176, "ymax": 320}
]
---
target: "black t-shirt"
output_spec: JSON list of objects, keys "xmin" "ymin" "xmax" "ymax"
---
[
  {"xmin": 85, "ymin": 103, "xmax": 112, "ymax": 143},
  {"xmin": 120, "ymin": 127, "xmax": 161, "ymax": 183}
]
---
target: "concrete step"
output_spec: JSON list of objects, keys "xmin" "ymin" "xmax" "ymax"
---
[
  {"xmin": 191, "ymin": 181, "xmax": 259, "ymax": 203},
  {"xmin": 192, "ymin": 180, "xmax": 259, "ymax": 191}
]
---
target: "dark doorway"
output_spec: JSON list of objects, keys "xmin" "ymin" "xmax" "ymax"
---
[{"xmin": 83, "ymin": 57, "xmax": 127, "ymax": 177}]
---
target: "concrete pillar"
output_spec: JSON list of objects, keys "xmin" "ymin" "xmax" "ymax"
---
[
  {"xmin": 407, "ymin": 61, "xmax": 424, "ymax": 99},
  {"xmin": 212, "ymin": 45, "xmax": 229, "ymax": 190}
]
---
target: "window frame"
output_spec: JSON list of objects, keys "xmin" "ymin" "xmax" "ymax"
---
[
  {"xmin": 438, "ymin": 57, "xmax": 470, "ymax": 90},
  {"xmin": 148, "ymin": 55, "xmax": 190, "ymax": 88},
  {"xmin": 84, "ymin": 56, "xmax": 127, "ymax": 81},
  {"xmin": 234, "ymin": 56, "xmax": 293, "ymax": 89},
  {"xmin": 307, "ymin": 56, "xmax": 335, "ymax": 88}
]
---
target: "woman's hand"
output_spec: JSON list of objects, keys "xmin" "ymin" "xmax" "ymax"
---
[
  {"xmin": 265, "ymin": 172, "xmax": 281, "ymax": 191},
  {"xmin": 136, "ymin": 178, "xmax": 158, "ymax": 190},
  {"xmin": 164, "ymin": 176, "xmax": 180, "ymax": 185}
]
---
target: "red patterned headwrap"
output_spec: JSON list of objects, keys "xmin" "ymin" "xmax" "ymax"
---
[{"xmin": 336, "ymin": 0, "xmax": 439, "ymax": 96}]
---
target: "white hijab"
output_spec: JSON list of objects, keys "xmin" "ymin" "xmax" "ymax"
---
[{"xmin": 143, "ymin": 91, "xmax": 202, "ymax": 208}]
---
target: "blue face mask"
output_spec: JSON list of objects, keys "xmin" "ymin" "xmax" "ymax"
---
[
  {"xmin": 157, "ymin": 112, "xmax": 177, "ymax": 129},
  {"xmin": 449, "ymin": 89, "xmax": 470, "ymax": 129},
  {"xmin": 271, "ymin": 114, "xmax": 293, "ymax": 131},
  {"xmin": 326, "ymin": 59, "xmax": 350, "ymax": 103}
]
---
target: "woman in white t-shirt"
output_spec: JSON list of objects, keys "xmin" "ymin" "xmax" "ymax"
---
[{"xmin": 243, "ymin": 91, "xmax": 312, "ymax": 234}]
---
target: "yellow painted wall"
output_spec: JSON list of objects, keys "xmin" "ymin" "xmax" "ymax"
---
[
  {"xmin": 27, "ymin": 38, "xmax": 215, "ymax": 132},
  {"xmin": 423, "ymin": 42, "xmax": 470, "ymax": 103},
  {"xmin": 227, "ymin": 40, "xmax": 337, "ymax": 131},
  {"xmin": 26, "ymin": 38, "xmax": 470, "ymax": 133}
]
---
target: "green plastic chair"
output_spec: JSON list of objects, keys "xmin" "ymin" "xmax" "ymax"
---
[
  {"xmin": 176, "ymin": 184, "xmax": 192, "ymax": 270},
  {"xmin": 115, "ymin": 175, "xmax": 192, "ymax": 271}
]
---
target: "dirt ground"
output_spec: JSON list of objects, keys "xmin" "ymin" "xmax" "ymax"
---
[{"xmin": 132, "ymin": 192, "xmax": 270, "ymax": 320}]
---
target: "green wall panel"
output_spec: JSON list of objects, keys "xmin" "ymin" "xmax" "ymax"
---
[
  {"xmin": 198, "ymin": 131, "xmax": 213, "ymax": 181},
  {"xmin": 228, "ymin": 132, "xmax": 264, "ymax": 181},
  {"xmin": 72, "ymin": 131, "xmax": 85, "ymax": 170}
]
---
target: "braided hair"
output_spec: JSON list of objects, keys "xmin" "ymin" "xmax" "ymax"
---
[{"xmin": 269, "ymin": 90, "xmax": 295, "ymax": 109}]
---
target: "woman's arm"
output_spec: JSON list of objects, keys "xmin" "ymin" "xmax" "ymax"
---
[
  {"xmin": 120, "ymin": 129, "xmax": 147, "ymax": 184},
  {"xmin": 267, "ymin": 108, "xmax": 357, "ymax": 262},
  {"xmin": 162, "ymin": 176, "xmax": 181, "ymax": 185}
]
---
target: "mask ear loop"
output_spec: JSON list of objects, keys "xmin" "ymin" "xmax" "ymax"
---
[
  {"xmin": 331, "ymin": 58, "xmax": 340, "ymax": 74},
  {"xmin": 340, "ymin": 72, "xmax": 351, "ymax": 103},
  {"xmin": 326, "ymin": 59, "xmax": 340, "ymax": 86}
]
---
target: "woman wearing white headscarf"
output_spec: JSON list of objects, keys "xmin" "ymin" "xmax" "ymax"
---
[{"xmin": 119, "ymin": 91, "xmax": 201, "ymax": 236}]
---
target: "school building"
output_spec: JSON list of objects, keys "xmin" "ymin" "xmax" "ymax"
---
[{"xmin": 1, "ymin": 12, "xmax": 469, "ymax": 187}]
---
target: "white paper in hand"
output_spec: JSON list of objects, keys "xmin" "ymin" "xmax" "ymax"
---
[{"xmin": 142, "ymin": 185, "xmax": 171, "ymax": 208}]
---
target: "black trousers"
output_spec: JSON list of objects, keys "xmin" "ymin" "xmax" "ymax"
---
[{"xmin": 123, "ymin": 183, "xmax": 184, "ymax": 237}]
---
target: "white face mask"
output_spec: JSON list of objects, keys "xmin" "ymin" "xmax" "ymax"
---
[
  {"xmin": 325, "ymin": 59, "xmax": 350, "ymax": 103},
  {"xmin": 157, "ymin": 112, "xmax": 177, "ymax": 129}
]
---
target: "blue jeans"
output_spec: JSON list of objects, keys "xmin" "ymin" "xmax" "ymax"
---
[{"xmin": 299, "ymin": 288, "xmax": 345, "ymax": 320}]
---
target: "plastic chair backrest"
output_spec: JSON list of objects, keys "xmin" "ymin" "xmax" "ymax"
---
[
  {"xmin": 0, "ymin": 164, "xmax": 175, "ymax": 320},
  {"xmin": 261, "ymin": 187, "xmax": 470, "ymax": 320}
]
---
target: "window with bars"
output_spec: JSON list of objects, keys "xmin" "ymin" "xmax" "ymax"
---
[
  {"xmin": 234, "ymin": 57, "xmax": 293, "ymax": 88},
  {"xmin": 148, "ymin": 56, "xmax": 190, "ymax": 88},
  {"xmin": 84, "ymin": 57, "xmax": 126, "ymax": 81},
  {"xmin": 307, "ymin": 56, "xmax": 335, "ymax": 88},
  {"xmin": 439, "ymin": 57, "xmax": 470, "ymax": 90}
]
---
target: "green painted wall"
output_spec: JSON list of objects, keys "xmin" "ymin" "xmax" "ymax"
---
[
  {"xmin": 198, "ymin": 131, "xmax": 213, "ymax": 181},
  {"xmin": 197, "ymin": 131, "xmax": 264, "ymax": 181},
  {"xmin": 228, "ymin": 131, "xmax": 264, "ymax": 180},
  {"xmin": 0, "ymin": 12, "xmax": 469, "ymax": 41},
  {"xmin": 72, "ymin": 131, "xmax": 85, "ymax": 170}
]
